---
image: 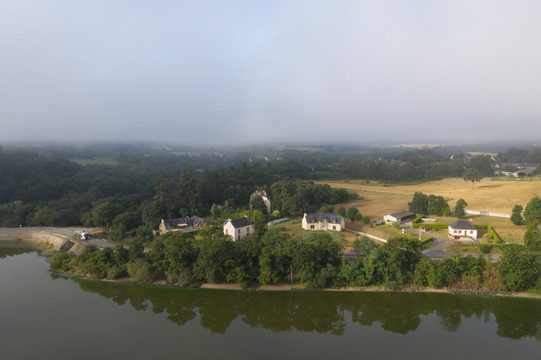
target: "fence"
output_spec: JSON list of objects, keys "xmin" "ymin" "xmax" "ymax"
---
[{"xmin": 465, "ymin": 210, "xmax": 510, "ymax": 218}]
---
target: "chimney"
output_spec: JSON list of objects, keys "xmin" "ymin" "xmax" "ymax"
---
[{"xmin": 468, "ymin": 218, "xmax": 473, "ymax": 224}]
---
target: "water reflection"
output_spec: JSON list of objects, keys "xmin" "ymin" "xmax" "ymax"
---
[
  {"xmin": 73, "ymin": 279, "xmax": 541, "ymax": 340},
  {"xmin": 0, "ymin": 242, "xmax": 37, "ymax": 259}
]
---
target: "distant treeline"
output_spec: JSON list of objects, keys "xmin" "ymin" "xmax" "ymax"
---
[{"xmin": 1, "ymin": 145, "xmax": 541, "ymax": 231}]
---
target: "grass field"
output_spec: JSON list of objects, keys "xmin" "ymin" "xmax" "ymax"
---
[
  {"xmin": 318, "ymin": 177, "xmax": 540, "ymax": 243},
  {"xmin": 270, "ymin": 217, "xmax": 358, "ymax": 246},
  {"xmin": 69, "ymin": 157, "xmax": 119, "ymax": 166}
]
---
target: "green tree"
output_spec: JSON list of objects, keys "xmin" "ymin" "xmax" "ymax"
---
[
  {"xmin": 497, "ymin": 244, "xmax": 539, "ymax": 292},
  {"xmin": 511, "ymin": 204, "xmax": 524, "ymax": 225},
  {"xmin": 523, "ymin": 196, "xmax": 541, "ymax": 224},
  {"xmin": 454, "ymin": 199, "xmax": 467, "ymax": 219},
  {"xmin": 346, "ymin": 206, "xmax": 361, "ymax": 221},
  {"xmin": 210, "ymin": 203, "xmax": 219, "ymax": 220},
  {"xmin": 524, "ymin": 220, "xmax": 541, "ymax": 251},
  {"xmin": 408, "ymin": 192, "xmax": 428, "ymax": 214},
  {"xmin": 467, "ymin": 155, "xmax": 495, "ymax": 176},
  {"xmin": 381, "ymin": 237, "xmax": 422, "ymax": 286},
  {"xmin": 463, "ymin": 168, "xmax": 483, "ymax": 189},
  {"xmin": 249, "ymin": 194, "xmax": 267, "ymax": 214},
  {"xmin": 337, "ymin": 207, "xmax": 346, "ymax": 217},
  {"xmin": 437, "ymin": 256, "xmax": 458, "ymax": 287},
  {"xmin": 250, "ymin": 209, "xmax": 267, "ymax": 238},
  {"xmin": 175, "ymin": 165, "xmax": 198, "ymax": 216},
  {"xmin": 413, "ymin": 257, "xmax": 434, "ymax": 286},
  {"xmin": 427, "ymin": 195, "xmax": 449, "ymax": 216}
]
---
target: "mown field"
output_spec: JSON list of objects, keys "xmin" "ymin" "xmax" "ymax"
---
[{"xmin": 319, "ymin": 177, "xmax": 541, "ymax": 244}]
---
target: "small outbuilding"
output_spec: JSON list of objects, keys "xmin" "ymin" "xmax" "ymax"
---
[
  {"xmin": 383, "ymin": 210, "xmax": 416, "ymax": 224},
  {"xmin": 224, "ymin": 216, "xmax": 254, "ymax": 241},
  {"xmin": 448, "ymin": 219, "xmax": 478, "ymax": 241}
]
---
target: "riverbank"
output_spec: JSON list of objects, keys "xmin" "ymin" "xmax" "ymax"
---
[{"xmin": 50, "ymin": 269, "xmax": 541, "ymax": 300}]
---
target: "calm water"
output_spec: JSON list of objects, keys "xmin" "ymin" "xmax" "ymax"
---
[{"xmin": 1, "ymin": 245, "xmax": 541, "ymax": 360}]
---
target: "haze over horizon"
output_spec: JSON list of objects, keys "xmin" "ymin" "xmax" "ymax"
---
[{"xmin": 2, "ymin": 1, "xmax": 541, "ymax": 145}]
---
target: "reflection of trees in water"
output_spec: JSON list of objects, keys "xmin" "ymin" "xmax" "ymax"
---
[
  {"xmin": 75, "ymin": 280, "xmax": 541, "ymax": 341},
  {"xmin": 0, "ymin": 246, "xmax": 36, "ymax": 259}
]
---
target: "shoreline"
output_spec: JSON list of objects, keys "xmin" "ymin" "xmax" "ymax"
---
[{"xmin": 53, "ymin": 271, "xmax": 541, "ymax": 300}]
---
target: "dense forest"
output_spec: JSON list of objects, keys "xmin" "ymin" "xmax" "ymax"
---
[{"xmin": 1, "ymin": 143, "xmax": 541, "ymax": 235}]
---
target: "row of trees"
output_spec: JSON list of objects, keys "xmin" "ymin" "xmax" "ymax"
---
[{"xmin": 50, "ymin": 227, "xmax": 541, "ymax": 293}]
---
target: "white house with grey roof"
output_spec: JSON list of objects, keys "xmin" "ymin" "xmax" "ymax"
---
[
  {"xmin": 448, "ymin": 219, "xmax": 478, "ymax": 241},
  {"xmin": 384, "ymin": 210, "xmax": 416, "ymax": 224},
  {"xmin": 224, "ymin": 216, "xmax": 253, "ymax": 241},
  {"xmin": 302, "ymin": 213, "xmax": 345, "ymax": 232}
]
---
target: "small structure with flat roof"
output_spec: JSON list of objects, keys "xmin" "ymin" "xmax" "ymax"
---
[{"xmin": 383, "ymin": 210, "xmax": 416, "ymax": 224}]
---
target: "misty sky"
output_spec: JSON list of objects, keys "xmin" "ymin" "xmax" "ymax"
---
[{"xmin": 1, "ymin": 1, "xmax": 541, "ymax": 145}]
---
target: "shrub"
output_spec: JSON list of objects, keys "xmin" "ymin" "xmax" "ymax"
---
[{"xmin": 479, "ymin": 244, "xmax": 491, "ymax": 253}]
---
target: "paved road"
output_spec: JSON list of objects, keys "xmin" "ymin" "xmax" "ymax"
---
[{"xmin": 0, "ymin": 227, "xmax": 115, "ymax": 249}]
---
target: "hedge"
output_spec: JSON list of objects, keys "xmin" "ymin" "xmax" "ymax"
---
[
  {"xmin": 487, "ymin": 225, "xmax": 502, "ymax": 244},
  {"xmin": 413, "ymin": 222, "xmax": 503, "ymax": 244},
  {"xmin": 412, "ymin": 223, "xmax": 449, "ymax": 230},
  {"xmin": 412, "ymin": 215, "xmax": 424, "ymax": 224}
]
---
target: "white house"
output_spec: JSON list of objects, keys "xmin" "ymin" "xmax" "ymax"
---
[
  {"xmin": 448, "ymin": 219, "xmax": 478, "ymax": 241},
  {"xmin": 384, "ymin": 210, "xmax": 416, "ymax": 224},
  {"xmin": 223, "ymin": 216, "xmax": 254, "ymax": 241},
  {"xmin": 302, "ymin": 213, "xmax": 345, "ymax": 232}
]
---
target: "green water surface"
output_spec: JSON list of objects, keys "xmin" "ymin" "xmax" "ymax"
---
[{"xmin": 1, "ymin": 246, "xmax": 540, "ymax": 360}]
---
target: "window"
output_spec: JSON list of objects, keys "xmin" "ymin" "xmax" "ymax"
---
[
  {"xmin": 310, "ymin": 225, "xmax": 315, "ymax": 229},
  {"xmin": 333, "ymin": 226, "xmax": 336, "ymax": 230}
]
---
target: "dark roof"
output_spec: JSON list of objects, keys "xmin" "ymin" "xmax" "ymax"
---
[
  {"xmin": 389, "ymin": 210, "xmax": 415, "ymax": 219},
  {"xmin": 305, "ymin": 213, "xmax": 343, "ymax": 224},
  {"xmin": 163, "ymin": 216, "xmax": 205, "ymax": 230},
  {"xmin": 449, "ymin": 220, "xmax": 477, "ymax": 230},
  {"xmin": 229, "ymin": 216, "xmax": 252, "ymax": 228}
]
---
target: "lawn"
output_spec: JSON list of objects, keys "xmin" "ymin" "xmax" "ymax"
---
[{"xmin": 270, "ymin": 217, "xmax": 359, "ymax": 246}]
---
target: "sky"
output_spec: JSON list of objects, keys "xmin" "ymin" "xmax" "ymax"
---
[{"xmin": 1, "ymin": 0, "xmax": 541, "ymax": 145}]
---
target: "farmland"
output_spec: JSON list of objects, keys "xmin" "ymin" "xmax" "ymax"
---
[{"xmin": 319, "ymin": 177, "xmax": 541, "ymax": 243}]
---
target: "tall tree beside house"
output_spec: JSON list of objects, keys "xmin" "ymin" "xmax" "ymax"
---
[
  {"xmin": 511, "ymin": 204, "xmax": 525, "ymax": 225},
  {"xmin": 153, "ymin": 168, "xmax": 171, "ymax": 219},
  {"xmin": 463, "ymin": 168, "xmax": 483, "ymax": 189},
  {"xmin": 210, "ymin": 203, "xmax": 219, "ymax": 220},
  {"xmin": 337, "ymin": 207, "xmax": 346, "ymax": 217},
  {"xmin": 408, "ymin": 192, "xmax": 428, "ymax": 214},
  {"xmin": 250, "ymin": 210, "xmax": 267, "ymax": 238},
  {"xmin": 454, "ymin": 199, "xmax": 467, "ymax": 219},
  {"xmin": 175, "ymin": 165, "xmax": 198, "ymax": 216},
  {"xmin": 249, "ymin": 194, "xmax": 267, "ymax": 214}
]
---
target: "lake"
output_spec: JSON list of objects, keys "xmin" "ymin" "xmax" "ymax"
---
[{"xmin": 1, "ymin": 244, "xmax": 540, "ymax": 360}]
